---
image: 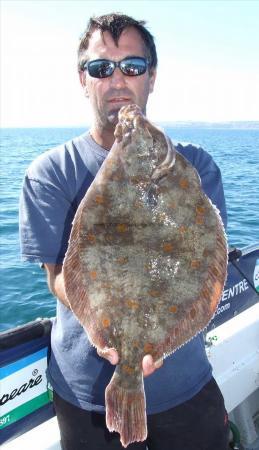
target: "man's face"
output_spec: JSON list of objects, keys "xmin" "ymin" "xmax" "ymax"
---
[{"xmin": 80, "ymin": 27, "xmax": 156, "ymax": 131}]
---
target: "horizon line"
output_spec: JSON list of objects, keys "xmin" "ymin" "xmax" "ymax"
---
[{"xmin": 1, "ymin": 120, "xmax": 259, "ymax": 130}]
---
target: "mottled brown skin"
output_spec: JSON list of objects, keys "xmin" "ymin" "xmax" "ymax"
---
[{"xmin": 63, "ymin": 104, "xmax": 228, "ymax": 447}]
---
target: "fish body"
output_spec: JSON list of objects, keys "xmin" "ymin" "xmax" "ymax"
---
[{"xmin": 63, "ymin": 104, "xmax": 228, "ymax": 447}]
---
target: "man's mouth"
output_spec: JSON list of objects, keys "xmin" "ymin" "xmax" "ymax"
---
[{"xmin": 108, "ymin": 97, "xmax": 131, "ymax": 104}]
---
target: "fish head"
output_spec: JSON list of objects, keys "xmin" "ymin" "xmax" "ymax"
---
[{"xmin": 113, "ymin": 104, "xmax": 175, "ymax": 182}]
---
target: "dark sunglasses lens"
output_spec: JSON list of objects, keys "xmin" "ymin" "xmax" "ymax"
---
[
  {"xmin": 88, "ymin": 60, "xmax": 114, "ymax": 78},
  {"xmin": 120, "ymin": 58, "xmax": 147, "ymax": 76}
]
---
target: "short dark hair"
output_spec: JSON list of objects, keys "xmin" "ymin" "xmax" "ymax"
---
[{"xmin": 78, "ymin": 13, "xmax": 157, "ymax": 72}]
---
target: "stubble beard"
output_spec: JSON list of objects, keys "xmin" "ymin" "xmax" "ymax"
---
[
  {"xmin": 95, "ymin": 107, "xmax": 121, "ymax": 135},
  {"xmin": 107, "ymin": 108, "xmax": 121, "ymax": 126}
]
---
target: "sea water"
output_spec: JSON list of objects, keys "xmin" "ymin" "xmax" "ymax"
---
[{"xmin": 1, "ymin": 126, "xmax": 258, "ymax": 332}]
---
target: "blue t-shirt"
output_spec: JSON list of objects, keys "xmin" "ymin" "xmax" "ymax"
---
[{"xmin": 19, "ymin": 132, "xmax": 227, "ymax": 414}]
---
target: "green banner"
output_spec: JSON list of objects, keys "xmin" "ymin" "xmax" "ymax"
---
[{"xmin": 0, "ymin": 392, "xmax": 50, "ymax": 430}]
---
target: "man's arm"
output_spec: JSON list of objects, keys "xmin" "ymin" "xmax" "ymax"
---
[{"xmin": 44, "ymin": 263, "xmax": 71, "ymax": 309}]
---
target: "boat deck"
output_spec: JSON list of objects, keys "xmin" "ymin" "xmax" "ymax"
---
[
  {"xmin": 2, "ymin": 303, "xmax": 259, "ymax": 450},
  {"xmin": 2, "ymin": 416, "xmax": 61, "ymax": 450}
]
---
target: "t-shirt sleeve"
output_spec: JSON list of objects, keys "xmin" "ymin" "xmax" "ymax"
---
[
  {"xmin": 195, "ymin": 149, "xmax": 227, "ymax": 230},
  {"xmin": 176, "ymin": 143, "xmax": 227, "ymax": 230},
  {"xmin": 19, "ymin": 174, "xmax": 75, "ymax": 264}
]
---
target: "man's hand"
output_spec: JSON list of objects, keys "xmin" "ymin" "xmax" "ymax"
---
[
  {"xmin": 97, "ymin": 348, "xmax": 163, "ymax": 377},
  {"xmin": 97, "ymin": 348, "xmax": 119, "ymax": 365},
  {"xmin": 142, "ymin": 354, "xmax": 163, "ymax": 377}
]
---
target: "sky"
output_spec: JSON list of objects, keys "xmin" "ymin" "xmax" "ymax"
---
[{"xmin": 1, "ymin": 0, "xmax": 259, "ymax": 127}]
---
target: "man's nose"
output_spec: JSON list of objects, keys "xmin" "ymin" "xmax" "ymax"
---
[{"xmin": 110, "ymin": 67, "xmax": 127, "ymax": 88}]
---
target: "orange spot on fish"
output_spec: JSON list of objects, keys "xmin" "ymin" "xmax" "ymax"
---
[
  {"xmin": 148, "ymin": 290, "xmax": 161, "ymax": 298},
  {"xmin": 102, "ymin": 317, "xmax": 110, "ymax": 328},
  {"xmin": 95, "ymin": 195, "xmax": 105, "ymax": 205},
  {"xmin": 169, "ymin": 305, "xmax": 178, "ymax": 313},
  {"xmin": 144, "ymin": 343, "xmax": 154, "ymax": 354},
  {"xmin": 126, "ymin": 299, "xmax": 139, "ymax": 309},
  {"xmin": 179, "ymin": 178, "xmax": 189, "ymax": 189},
  {"xmin": 196, "ymin": 215, "xmax": 205, "ymax": 225},
  {"xmin": 196, "ymin": 205, "xmax": 206, "ymax": 215},
  {"xmin": 162, "ymin": 242, "xmax": 174, "ymax": 253},
  {"xmin": 117, "ymin": 256, "xmax": 129, "ymax": 265},
  {"xmin": 89, "ymin": 270, "xmax": 97, "ymax": 280},
  {"xmin": 122, "ymin": 364, "xmax": 135, "ymax": 375},
  {"xmin": 86, "ymin": 233, "xmax": 96, "ymax": 244},
  {"xmin": 191, "ymin": 260, "xmax": 201, "ymax": 269},
  {"xmin": 116, "ymin": 224, "xmax": 128, "ymax": 233}
]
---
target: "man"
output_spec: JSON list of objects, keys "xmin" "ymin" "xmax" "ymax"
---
[{"xmin": 19, "ymin": 13, "xmax": 229, "ymax": 450}]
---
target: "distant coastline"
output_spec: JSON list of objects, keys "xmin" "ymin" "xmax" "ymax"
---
[
  {"xmin": 159, "ymin": 121, "xmax": 259, "ymax": 130},
  {"xmin": 1, "ymin": 121, "xmax": 259, "ymax": 130}
]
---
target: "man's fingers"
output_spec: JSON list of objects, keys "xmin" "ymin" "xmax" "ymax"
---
[
  {"xmin": 97, "ymin": 348, "xmax": 119, "ymax": 365},
  {"xmin": 142, "ymin": 354, "xmax": 163, "ymax": 377},
  {"xmin": 97, "ymin": 349, "xmax": 163, "ymax": 374},
  {"xmin": 154, "ymin": 358, "xmax": 163, "ymax": 370}
]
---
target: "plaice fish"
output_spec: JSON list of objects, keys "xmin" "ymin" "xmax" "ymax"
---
[{"xmin": 63, "ymin": 104, "xmax": 228, "ymax": 447}]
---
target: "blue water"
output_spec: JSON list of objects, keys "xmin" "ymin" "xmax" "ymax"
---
[{"xmin": 1, "ymin": 127, "xmax": 258, "ymax": 332}]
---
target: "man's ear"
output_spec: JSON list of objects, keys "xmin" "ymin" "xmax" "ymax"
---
[
  {"xmin": 79, "ymin": 70, "xmax": 85, "ymax": 87},
  {"xmin": 79, "ymin": 71, "xmax": 89, "ymax": 97},
  {"xmin": 149, "ymin": 68, "xmax": 157, "ymax": 94}
]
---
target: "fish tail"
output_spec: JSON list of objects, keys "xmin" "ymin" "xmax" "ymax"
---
[{"xmin": 105, "ymin": 369, "xmax": 147, "ymax": 448}]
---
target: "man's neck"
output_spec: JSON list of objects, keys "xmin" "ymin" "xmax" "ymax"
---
[{"xmin": 90, "ymin": 126, "xmax": 115, "ymax": 151}]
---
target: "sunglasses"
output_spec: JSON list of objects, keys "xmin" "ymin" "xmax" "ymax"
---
[{"xmin": 82, "ymin": 57, "xmax": 150, "ymax": 79}]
